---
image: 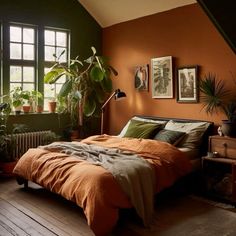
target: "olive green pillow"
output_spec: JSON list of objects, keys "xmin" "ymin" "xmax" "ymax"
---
[
  {"xmin": 123, "ymin": 120, "xmax": 162, "ymax": 139},
  {"xmin": 154, "ymin": 129, "xmax": 186, "ymax": 145}
]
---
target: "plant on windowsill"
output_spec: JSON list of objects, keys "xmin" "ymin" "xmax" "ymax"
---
[
  {"xmin": 21, "ymin": 90, "xmax": 32, "ymax": 113},
  {"xmin": 10, "ymin": 87, "xmax": 25, "ymax": 115},
  {"xmin": 44, "ymin": 47, "xmax": 118, "ymax": 137},
  {"xmin": 30, "ymin": 90, "xmax": 43, "ymax": 113},
  {"xmin": 199, "ymin": 73, "xmax": 236, "ymax": 136}
]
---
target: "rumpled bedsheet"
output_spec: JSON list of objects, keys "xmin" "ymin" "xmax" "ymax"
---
[{"xmin": 13, "ymin": 135, "xmax": 192, "ymax": 236}]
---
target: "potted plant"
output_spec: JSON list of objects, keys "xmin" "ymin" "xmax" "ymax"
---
[
  {"xmin": 21, "ymin": 90, "xmax": 32, "ymax": 113},
  {"xmin": 199, "ymin": 73, "xmax": 236, "ymax": 136},
  {"xmin": 0, "ymin": 102, "xmax": 17, "ymax": 176},
  {"xmin": 48, "ymin": 98, "xmax": 57, "ymax": 113},
  {"xmin": 44, "ymin": 47, "xmax": 118, "ymax": 135},
  {"xmin": 30, "ymin": 90, "xmax": 43, "ymax": 113},
  {"xmin": 10, "ymin": 87, "xmax": 25, "ymax": 114}
]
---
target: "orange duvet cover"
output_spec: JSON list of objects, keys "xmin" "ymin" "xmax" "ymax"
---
[{"xmin": 13, "ymin": 135, "xmax": 192, "ymax": 236}]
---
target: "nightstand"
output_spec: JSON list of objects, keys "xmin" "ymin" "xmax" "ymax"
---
[{"xmin": 202, "ymin": 135, "xmax": 236, "ymax": 203}]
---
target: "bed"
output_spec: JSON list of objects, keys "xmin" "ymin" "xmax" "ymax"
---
[{"xmin": 13, "ymin": 116, "xmax": 213, "ymax": 236}]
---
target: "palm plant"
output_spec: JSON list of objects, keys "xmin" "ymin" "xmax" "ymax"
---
[
  {"xmin": 44, "ymin": 47, "xmax": 118, "ymax": 129},
  {"xmin": 199, "ymin": 73, "xmax": 230, "ymax": 114},
  {"xmin": 200, "ymin": 73, "xmax": 236, "ymax": 136}
]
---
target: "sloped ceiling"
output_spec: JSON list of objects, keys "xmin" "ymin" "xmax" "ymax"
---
[{"xmin": 78, "ymin": 0, "xmax": 196, "ymax": 28}]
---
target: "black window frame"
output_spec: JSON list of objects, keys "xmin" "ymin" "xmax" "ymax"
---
[{"xmin": 1, "ymin": 21, "xmax": 70, "ymax": 108}]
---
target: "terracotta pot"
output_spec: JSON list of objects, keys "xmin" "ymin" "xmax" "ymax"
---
[
  {"xmin": 36, "ymin": 105, "xmax": 44, "ymax": 113},
  {"xmin": 23, "ymin": 105, "xmax": 31, "ymax": 113},
  {"xmin": 0, "ymin": 161, "xmax": 17, "ymax": 177},
  {"xmin": 48, "ymin": 101, "xmax": 57, "ymax": 113}
]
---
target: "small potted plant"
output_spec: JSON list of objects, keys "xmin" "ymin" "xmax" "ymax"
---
[
  {"xmin": 48, "ymin": 98, "xmax": 57, "ymax": 113},
  {"xmin": 31, "ymin": 90, "xmax": 43, "ymax": 113},
  {"xmin": 21, "ymin": 90, "xmax": 32, "ymax": 113},
  {"xmin": 10, "ymin": 87, "xmax": 24, "ymax": 115}
]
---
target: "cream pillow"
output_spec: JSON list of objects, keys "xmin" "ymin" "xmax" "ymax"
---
[
  {"xmin": 165, "ymin": 120, "xmax": 210, "ymax": 150},
  {"xmin": 118, "ymin": 116, "xmax": 167, "ymax": 137}
]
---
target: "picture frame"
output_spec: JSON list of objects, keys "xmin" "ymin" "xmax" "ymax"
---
[
  {"xmin": 134, "ymin": 64, "xmax": 149, "ymax": 91},
  {"xmin": 177, "ymin": 66, "xmax": 198, "ymax": 103},
  {"xmin": 151, "ymin": 56, "xmax": 173, "ymax": 98}
]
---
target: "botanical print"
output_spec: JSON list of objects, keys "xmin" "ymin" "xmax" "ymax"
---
[
  {"xmin": 134, "ymin": 64, "xmax": 149, "ymax": 91},
  {"xmin": 177, "ymin": 66, "xmax": 198, "ymax": 103},
  {"xmin": 151, "ymin": 56, "xmax": 173, "ymax": 98}
]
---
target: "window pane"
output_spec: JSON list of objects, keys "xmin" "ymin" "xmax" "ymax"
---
[
  {"xmin": 44, "ymin": 84, "xmax": 55, "ymax": 97},
  {"xmin": 56, "ymin": 32, "xmax": 67, "ymax": 46},
  {"xmin": 23, "ymin": 83, "xmax": 34, "ymax": 91},
  {"xmin": 45, "ymin": 46, "xmax": 55, "ymax": 61},
  {"xmin": 56, "ymin": 47, "xmax": 67, "ymax": 62},
  {"xmin": 23, "ymin": 44, "xmax": 34, "ymax": 60},
  {"xmin": 10, "ymin": 66, "xmax": 22, "ymax": 82},
  {"xmin": 23, "ymin": 67, "xmax": 34, "ymax": 82},
  {"xmin": 10, "ymin": 26, "xmax": 21, "ymax": 42},
  {"xmin": 23, "ymin": 28, "xmax": 34, "ymax": 43},
  {"xmin": 45, "ymin": 30, "xmax": 55, "ymax": 45},
  {"xmin": 10, "ymin": 43, "xmax": 22, "ymax": 59},
  {"xmin": 10, "ymin": 83, "xmax": 22, "ymax": 92}
]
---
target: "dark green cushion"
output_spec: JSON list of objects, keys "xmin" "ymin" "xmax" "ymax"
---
[
  {"xmin": 154, "ymin": 129, "xmax": 186, "ymax": 145},
  {"xmin": 123, "ymin": 120, "xmax": 162, "ymax": 139}
]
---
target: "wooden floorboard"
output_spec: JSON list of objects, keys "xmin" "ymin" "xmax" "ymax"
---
[
  {"xmin": 1, "ymin": 177, "xmax": 236, "ymax": 236},
  {"xmin": 0, "ymin": 178, "xmax": 94, "ymax": 236}
]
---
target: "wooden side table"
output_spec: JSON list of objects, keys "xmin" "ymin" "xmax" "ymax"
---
[
  {"xmin": 208, "ymin": 135, "xmax": 236, "ymax": 159},
  {"xmin": 202, "ymin": 156, "xmax": 236, "ymax": 202}
]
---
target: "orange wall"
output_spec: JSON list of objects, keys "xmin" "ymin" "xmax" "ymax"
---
[{"xmin": 102, "ymin": 3, "xmax": 236, "ymax": 135}]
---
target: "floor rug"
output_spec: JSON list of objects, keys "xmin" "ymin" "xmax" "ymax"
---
[{"xmin": 114, "ymin": 195, "xmax": 236, "ymax": 236}]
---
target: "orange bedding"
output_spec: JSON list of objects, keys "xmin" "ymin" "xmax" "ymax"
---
[{"xmin": 13, "ymin": 135, "xmax": 192, "ymax": 236}]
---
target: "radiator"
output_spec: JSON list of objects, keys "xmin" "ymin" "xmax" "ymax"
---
[{"xmin": 12, "ymin": 130, "xmax": 54, "ymax": 159}]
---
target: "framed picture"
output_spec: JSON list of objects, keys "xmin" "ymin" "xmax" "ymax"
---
[
  {"xmin": 151, "ymin": 56, "xmax": 173, "ymax": 98},
  {"xmin": 134, "ymin": 64, "xmax": 149, "ymax": 91},
  {"xmin": 177, "ymin": 66, "xmax": 198, "ymax": 103}
]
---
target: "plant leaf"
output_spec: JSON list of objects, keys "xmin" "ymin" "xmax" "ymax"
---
[
  {"xmin": 91, "ymin": 46, "xmax": 96, "ymax": 55},
  {"xmin": 58, "ymin": 79, "xmax": 72, "ymax": 97},
  {"xmin": 44, "ymin": 69, "xmax": 65, "ymax": 84},
  {"xmin": 83, "ymin": 98, "xmax": 96, "ymax": 117},
  {"xmin": 90, "ymin": 66, "xmax": 104, "ymax": 82},
  {"xmin": 101, "ymin": 77, "xmax": 112, "ymax": 93}
]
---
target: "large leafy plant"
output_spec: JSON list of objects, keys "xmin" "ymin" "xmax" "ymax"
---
[{"xmin": 44, "ymin": 47, "xmax": 118, "ymax": 129}]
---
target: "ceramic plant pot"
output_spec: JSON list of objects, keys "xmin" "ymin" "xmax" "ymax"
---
[
  {"xmin": 36, "ymin": 105, "xmax": 44, "ymax": 113},
  {"xmin": 221, "ymin": 120, "xmax": 236, "ymax": 137},
  {"xmin": 48, "ymin": 101, "xmax": 57, "ymax": 113},
  {"xmin": 23, "ymin": 105, "xmax": 31, "ymax": 113}
]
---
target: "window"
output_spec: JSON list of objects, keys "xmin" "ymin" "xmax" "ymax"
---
[
  {"xmin": 44, "ymin": 29, "xmax": 69, "ymax": 109},
  {"xmin": 1, "ymin": 22, "xmax": 70, "ymax": 110},
  {"xmin": 9, "ymin": 25, "xmax": 36, "ymax": 91}
]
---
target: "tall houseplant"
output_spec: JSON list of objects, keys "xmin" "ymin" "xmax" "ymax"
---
[
  {"xmin": 44, "ymin": 47, "xmax": 118, "ymax": 132},
  {"xmin": 199, "ymin": 73, "xmax": 236, "ymax": 136},
  {"xmin": 0, "ymin": 102, "xmax": 17, "ymax": 176}
]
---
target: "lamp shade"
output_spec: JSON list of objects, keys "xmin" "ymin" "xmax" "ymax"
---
[{"xmin": 115, "ymin": 89, "xmax": 126, "ymax": 100}]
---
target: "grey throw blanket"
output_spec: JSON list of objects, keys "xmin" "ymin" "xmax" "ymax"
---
[{"xmin": 40, "ymin": 142, "xmax": 155, "ymax": 226}]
